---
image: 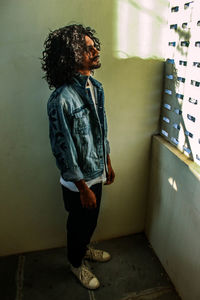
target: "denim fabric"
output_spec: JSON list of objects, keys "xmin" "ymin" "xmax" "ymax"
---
[{"xmin": 47, "ymin": 74, "xmax": 110, "ymax": 182}]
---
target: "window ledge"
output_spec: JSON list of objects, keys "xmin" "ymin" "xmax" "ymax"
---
[{"xmin": 153, "ymin": 134, "xmax": 200, "ymax": 180}]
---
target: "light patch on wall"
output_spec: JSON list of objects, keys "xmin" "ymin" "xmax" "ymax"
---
[
  {"xmin": 114, "ymin": 0, "xmax": 168, "ymax": 59},
  {"xmin": 168, "ymin": 177, "xmax": 178, "ymax": 191},
  {"xmin": 138, "ymin": 0, "xmax": 153, "ymax": 58}
]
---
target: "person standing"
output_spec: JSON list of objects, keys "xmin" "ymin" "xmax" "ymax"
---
[{"xmin": 41, "ymin": 24, "xmax": 115, "ymax": 290}]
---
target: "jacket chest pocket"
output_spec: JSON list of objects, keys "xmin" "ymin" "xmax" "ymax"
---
[{"xmin": 73, "ymin": 108, "xmax": 90, "ymax": 135}]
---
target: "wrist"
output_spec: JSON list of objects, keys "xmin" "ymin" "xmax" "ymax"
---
[
  {"xmin": 107, "ymin": 154, "xmax": 112, "ymax": 168},
  {"xmin": 74, "ymin": 179, "xmax": 89, "ymax": 192}
]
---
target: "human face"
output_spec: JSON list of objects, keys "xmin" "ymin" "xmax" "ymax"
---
[{"xmin": 78, "ymin": 35, "xmax": 101, "ymax": 75}]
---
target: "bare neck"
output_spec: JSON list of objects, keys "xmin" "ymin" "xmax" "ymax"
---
[{"xmin": 78, "ymin": 70, "xmax": 91, "ymax": 76}]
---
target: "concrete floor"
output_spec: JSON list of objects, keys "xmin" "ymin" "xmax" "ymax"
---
[{"xmin": 1, "ymin": 233, "xmax": 181, "ymax": 300}]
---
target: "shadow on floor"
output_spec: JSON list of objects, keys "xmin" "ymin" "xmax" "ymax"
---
[{"xmin": 0, "ymin": 233, "xmax": 181, "ymax": 300}]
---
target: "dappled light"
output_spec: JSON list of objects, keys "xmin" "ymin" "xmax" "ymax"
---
[{"xmin": 114, "ymin": 0, "xmax": 168, "ymax": 59}]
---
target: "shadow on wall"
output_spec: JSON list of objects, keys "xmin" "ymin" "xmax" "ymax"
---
[{"xmin": 101, "ymin": 0, "xmax": 167, "ymax": 204}]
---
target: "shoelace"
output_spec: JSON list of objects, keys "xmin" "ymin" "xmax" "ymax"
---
[
  {"xmin": 80, "ymin": 265, "xmax": 94, "ymax": 282},
  {"xmin": 87, "ymin": 248, "xmax": 103, "ymax": 259}
]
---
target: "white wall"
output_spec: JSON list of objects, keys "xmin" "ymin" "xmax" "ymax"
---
[
  {"xmin": 0, "ymin": 0, "xmax": 164, "ymax": 255},
  {"xmin": 145, "ymin": 135, "xmax": 200, "ymax": 300}
]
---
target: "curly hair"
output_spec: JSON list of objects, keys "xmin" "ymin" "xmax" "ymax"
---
[{"xmin": 41, "ymin": 24, "xmax": 100, "ymax": 89}]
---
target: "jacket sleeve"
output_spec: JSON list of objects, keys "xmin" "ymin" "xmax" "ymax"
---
[
  {"xmin": 47, "ymin": 101, "xmax": 84, "ymax": 182},
  {"xmin": 104, "ymin": 109, "xmax": 110, "ymax": 155},
  {"xmin": 106, "ymin": 139, "xmax": 110, "ymax": 154}
]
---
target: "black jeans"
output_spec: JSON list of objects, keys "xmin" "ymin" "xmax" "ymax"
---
[{"xmin": 61, "ymin": 183, "xmax": 102, "ymax": 268}]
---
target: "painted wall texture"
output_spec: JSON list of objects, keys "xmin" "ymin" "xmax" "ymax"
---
[
  {"xmin": 145, "ymin": 136, "xmax": 200, "ymax": 300},
  {"xmin": 0, "ymin": 0, "xmax": 164, "ymax": 255}
]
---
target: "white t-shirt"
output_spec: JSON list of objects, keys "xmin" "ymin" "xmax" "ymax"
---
[{"xmin": 60, "ymin": 78, "xmax": 106, "ymax": 192}]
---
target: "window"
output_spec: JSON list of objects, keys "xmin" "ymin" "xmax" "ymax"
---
[{"xmin": 160, "ymin": 0, "xmax": 200, "ymax": 166}]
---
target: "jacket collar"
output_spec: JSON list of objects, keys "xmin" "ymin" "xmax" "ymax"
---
[{"xmin": 72, "ymin": 73, "xmax": 102, "ymax": 89}]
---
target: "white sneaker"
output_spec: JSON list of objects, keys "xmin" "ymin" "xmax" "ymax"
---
[
  {"xmin": 70, "ymin": 263, "xmax": 100, "ymax": 290},
  {"xmin": 85, "ymin": 247, "xmax": 111, "ymax": 262}
]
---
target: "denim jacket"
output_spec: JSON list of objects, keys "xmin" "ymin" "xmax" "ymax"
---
[{"xmin": 47, "ymin": 74, "xmax": 110, "ymax": 182}]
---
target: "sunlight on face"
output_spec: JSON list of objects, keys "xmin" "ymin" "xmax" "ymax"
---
[{"xmin": 78, "ymin": 36, "xmax": 101, "ymax": 75}]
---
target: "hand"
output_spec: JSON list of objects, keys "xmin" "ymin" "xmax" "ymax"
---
[
  {"xmin": 105, "ymin": 155, "xmax": 115, "ymax": 185},
  {"xmin": 74, "ymin": 179, "xmax": 97, "ymax": 208},
  {"xmin": 80, "ymin": 188, "xmax": 97, "ymax": 209}
]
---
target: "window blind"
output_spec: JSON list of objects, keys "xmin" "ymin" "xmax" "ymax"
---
[{"xmin": 160, "ymin": 0, "xmax": 200, "ymax": 165}]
